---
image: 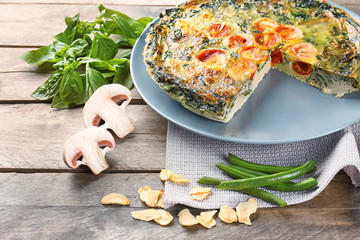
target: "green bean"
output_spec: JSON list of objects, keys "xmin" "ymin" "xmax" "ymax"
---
[
  {"xmin": 217, "ymin": 164, "xmax": 318, "ymax": 192},
  {"xmin": 197, "ymin": 176, "xmax": 287, "ymax": 207},
  {"xmin": 217, "ymin": 160, "xmax": 316, "ymax": 190},
  {"xmin": 216, "ymin": 164, "xmax": 249, "ymax": 179},
  {"xmin": 197, "ymin": 176, "xmax": 225, "ymax": 185},
  {"xmin": 230, "ymin": 165, "xmax": 266, "ymax": 177},
  {"xmin": 229, "ymin": 153, "xmax": 297, "ymax": 173}
]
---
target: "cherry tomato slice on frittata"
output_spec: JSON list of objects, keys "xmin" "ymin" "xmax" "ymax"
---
[
  {"xmin": 254, "ymin": 18, "xmax": 278, "ymax": 31},
  {"xmin": 255, "ymin": 32, "xmax": 280, "ymax": 49},
  {"xmin": 292, "ymin": 61, "xmax": 313, "ymax": 75},
  {"xmin": 275, "ymin": 25, "xmax": 303, "ymax": 40},
  {"xmin": 207, "ymin": 23, "xmax": 231, "ymax": 38},
  {"xmin": 270, "ymin": 49, "xmax": 284, "ymax": 66},
  {"xmin": 291, "ymin": 42, "xmax": 318, "ymax": 59},
  {"xmin": 197, "ymin": 49, "xmax": 226, "ymax": 62},
  {"xmin": 228, "ymin": 35, "xmax": 253, "ymax": 48},
  {"xmin": 240, "ymin": 46, "xmax": 268, "ymax": 61}
]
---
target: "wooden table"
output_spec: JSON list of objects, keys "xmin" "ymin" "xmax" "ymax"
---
[{"xmin": 1, "ymin": 0, "xmax": 359, "ymax": 239}]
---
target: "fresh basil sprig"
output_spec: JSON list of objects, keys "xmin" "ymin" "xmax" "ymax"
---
[{"xmin": 19, "ymin": 5, "xmax": 152, "ymax": 109}]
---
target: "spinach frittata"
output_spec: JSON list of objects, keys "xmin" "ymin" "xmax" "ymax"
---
[{"xmin": 143, "ymin": 0, "xmax": 360, "ymax": 122}]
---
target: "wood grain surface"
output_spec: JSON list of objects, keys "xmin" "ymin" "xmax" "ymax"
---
[
  {"xmin": 0, "ymin": 104, "xmax": 167, "ymax": 170},
  {"xmin": 0, "ymin": 172, "xmax": 358, "ymax": 239},
  {"xmin": 1, "ymin": 0, "xmax": 360, "ymax": 239}
]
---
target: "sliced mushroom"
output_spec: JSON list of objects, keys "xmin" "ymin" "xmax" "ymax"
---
[
  {"xmin": 322, "ymin": 40, "xmax": 357, "ymax": 62},
  {"xmin": 83, "ymin": 84, "xmax": 135, "ymax": 139},
  {"xmin": 63, "ymin": 126, "xmax": 115, "ymax": 175},
  {"xmin": 299, "ymin": 17, "xmax": 342, "ymax": 35}
]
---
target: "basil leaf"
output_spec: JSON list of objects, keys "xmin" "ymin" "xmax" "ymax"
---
[
  {"xmin": 51, "ymin": 94, "xmax": 69, "ymax": 109},
  {"xmin": 80, "ymin": 57, "xmax": 117, "ymax": 72},
  {"xmin": 101, "ymin": 19, "xmax": 123, "ymax": 35},
  {"xmin": 106, "ymin": 58, "xmax": 129, "ymax": 68},
  {"xmin": 136, "ymin": 17, "xmax": 153, "ymax": 26},
  {"xmin": 128, "ymin": 19, "xmax": 149, "ymax": 37},
  {"xmin": 65, "ymin": 16, "xmax": 72, "ymax": 26},
  {"xmin": 53, "ymin": 39, "xmax": 87, "ymax": 68},
  {"xmin": 102, "ymin": 72, "xmax": 116, "ymax": 78},
  {"xmin": 53, "ymin": 40, "xmax": 67, "ymax": 52},
  {"xmin": 84, "ymin": 64, "xmax": 108, "ymax": 102},
  {"xmin": 54, "ymin": 43, "xmax": 69, "ymax": 59},
  {"xmin": 54, "ymin": 14, "xmax": 80, "ymax": 45},
  {"xmin": 112, "ymin": 14, "xmax": 138, "ymax": 40},
  {"xmin": 69, "ymin": 38, "xmax": 89, "ymax": 56},
  {"xmin": 90, "ymin": 62, "xmax": 117, "ymax": 72},
  {"xmin": 21, "ymin": 6, "xmax": 147, "ymax": 109},
  {"xmin": 19, "ymin": 45, "xmax": 57, "ymax": 65},
  {"xmin": 63, "ymin": 60, "xmax": 82, "ymax": 73},
  {"xmin": 117, "ymin": 50, "xmax": 132, "ymax": 59},
  {"xmin": 113, "ymin": 60, "xmax": 133, "ymax": 89},
  {"xmin": 31, "ymin": 70, "xmax": 63, "ymax": 100},
  {"xmin": 98, "ymin": 4, "xmax": 152, "ymax": 32},
  {"xmin": 51, "ymin": 93, "xmax": 84, "ymax": 109},
  {"xmin": 90, "ymin": 32, "xmax": 118, "ymax": 61},
  {"xmin": 59, "ymin": 70, "xmax": 83, "ymax": 105},
  {"xmin": 98, "ymin": 4, "xmax": 129, "ymax": 19},
  {"xmin": 76, "ymin": 20, "xmax": 96, "ymax": 38},
  {"xmin": 96, "ymin": 58, "xmax": 129, "ymax": 71},
  {"xmin": 116, "ymin": 38, "xmax": 132, "ymax": 48}
]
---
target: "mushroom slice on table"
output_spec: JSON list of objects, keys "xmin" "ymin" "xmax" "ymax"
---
[
  {"xmin": 83, "ymin": 84, "xmax": 134, "ymax": 139},
  {"xmin": 63, "ymin": 126, "xmax": 115, "ymax": 175}
]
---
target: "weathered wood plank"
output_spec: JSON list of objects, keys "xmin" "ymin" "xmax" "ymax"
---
[
  {"xmin": 0, "ymin": 48, "xmax": 36, "ymax": 73},
  {"xmin": 0, "ymin": 173, "xmax": 164, "ymax": 207},
  {"xmin": 0, "ymin": 104, "xmax": 167, "ymax": 170},
  {"xmin": 0, "ymin": 172, "xmax": 358, "ymax": 209},
  {"xmin": 0, "ymin": 5, "xmax": 167, "ymax": 46},
  {"xmin": 0, "ymin": 206, "xmax": 358, "ymax": 239},
  {"xmin": 0, "ymin": 171, "xmax": 358, "ymax": 240}
]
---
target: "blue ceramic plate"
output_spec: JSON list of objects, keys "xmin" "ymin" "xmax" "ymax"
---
[{"xmin": 130, "ymin": 2, "xmax": 360, "ymax": 144}]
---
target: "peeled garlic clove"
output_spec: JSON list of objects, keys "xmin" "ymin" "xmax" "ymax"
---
[
  {"xmin": 140, "ymin": 190, "xmax": 161, "ymax": 207},
  {"xmin": 196, "ymin": 215, "xmax": 216, "ymax": 229},
  {"xmin": 178, "ymin": 208, "xmax": 197, "ymax": 226},
  {"xmin": 131, "ymin": 209, "xmax": 161, "ymax": 221},
  {"xmin": 154, "ymin": 209, "xmax": 173, "ymax": 226},
  {"xmin": 169, "ymin": 174, "xmax": 189, "ymax": 183},
  {"xmin": 101, "ymin": 193, "xmax": 130, "ymax": 205},
  {"xmin": 159, "ymin": 169, "xmax": 173, "ymax": 181},
  {"xmin": 138, "ymin": 186, "xmax": 151, "ymax": 194},
  {"xmin": 236, "ymin": 198, "xmax": 258, "ymax": 225},
  {"xmin": 219, "ymin": 206, "xmax": 238, "ymax": 223},
  {"xmin": 156, "ymin": 190, "xmax": 165, "ymax": 208},
  {"xmin": 189, "ymin": 187, "xmax": 211, "ymax": 201},
  {"xmin": 200, "ymin": 210, "xmax": 217, "ymax": 223},
  {"xmin": 191, "ymin": 193, "xmax": 210, "ymax": 201},
  {"xmin": 189, "ymin": 187, "xmax": 211, "ymax": 195}
]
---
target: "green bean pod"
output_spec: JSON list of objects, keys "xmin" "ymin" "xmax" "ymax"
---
[
  {"xmin": 229, "ymin": 153, "xmax": 297, "ymax": 173},
  {"xmin": 197, "ymin": 176, "xmax": 287, "ymax": 207},
  {"xmin": 217, "ymin": 164, "xmax": 318, "ymax": 192},
  {"xmin": 217, "ymin": 160, "xmax": 317, "ymax": 190}
]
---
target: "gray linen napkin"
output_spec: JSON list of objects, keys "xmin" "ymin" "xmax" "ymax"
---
[{"xmin": 164, "ymin": 122, "xmax": 360, "ymax": 209}]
